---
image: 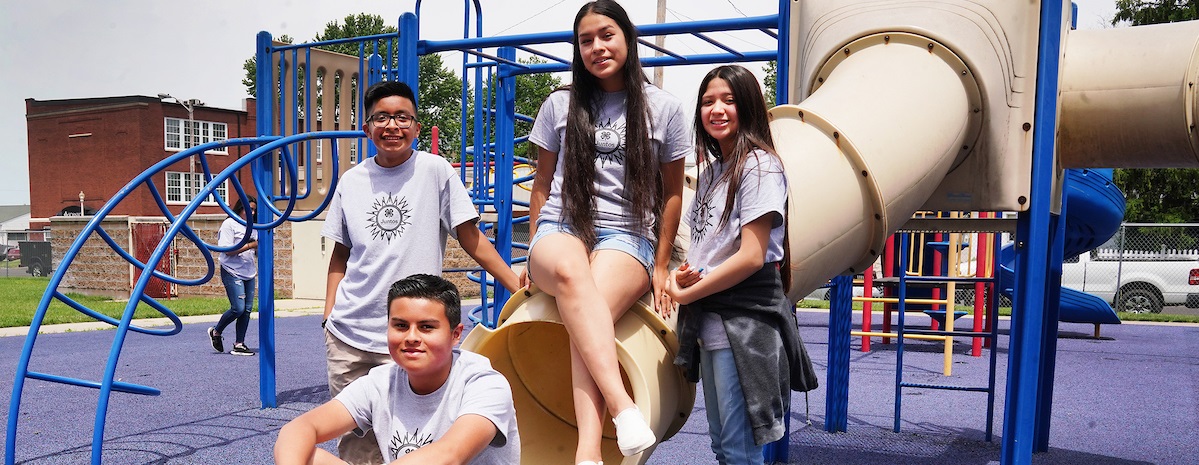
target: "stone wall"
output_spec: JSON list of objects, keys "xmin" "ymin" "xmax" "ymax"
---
[
  {"xmin": 49, "ymin": 215, "xmax": 292, "ymax": 299},
  {"xmin": 50, "ymin": 217, "xmax": 132, "ymax": 296}
]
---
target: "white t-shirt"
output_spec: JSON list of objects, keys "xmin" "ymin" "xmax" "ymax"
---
[
  {"xmin": 688, "ymin": 149, "xmax": 788, "ymax": 350},
  {"xmin": 528, "ymin": 85, "xmax": 691, "ymax": 239},
  {"xmin": 218, "ymin": 217, "xmax": 258, "ymax": 280},
  {"xmin": 321, "ymin": 152, "xmax": 479, "ymax": 353},
  {"xmin": 335, "ymin": 350, "xmax": 520, "ymax": 464}
]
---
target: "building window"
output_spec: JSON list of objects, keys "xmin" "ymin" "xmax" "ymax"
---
[
  {"xmin": 164, "ymin": 117, "xmax": 228, "ymax": 154},
  {"xmin": 165, "ymin": 171, "xmax": 228, "ymax": 205}
]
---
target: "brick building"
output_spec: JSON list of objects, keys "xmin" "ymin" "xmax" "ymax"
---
[
  {"xmin": 26, "ymin": 95, "xmax": 258, "ymax": 227},
  {"xmin": 25, "ymin": 95, "xmax": 488, "ymax": 299}
]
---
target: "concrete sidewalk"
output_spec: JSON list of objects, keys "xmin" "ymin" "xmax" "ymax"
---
[{"xmin": 0, "ymin": 298, "xmax": 327, "ymax": 338}]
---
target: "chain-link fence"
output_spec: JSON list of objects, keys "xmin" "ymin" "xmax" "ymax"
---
[
  {"xmin": 1060, "ymin": 223, "xmax": 1199, "ymax": 314},
  {"xmin": 0, "ymin": 229, "xmax": 53, "ymax": 278}
]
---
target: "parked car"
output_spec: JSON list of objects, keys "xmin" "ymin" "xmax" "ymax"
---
[
  {"xmin": 17, "ymin": 241, "xmax": 51, "ymax": 277},
  {"xmin": 4, "ymin": 246, "xmax": 18, "ymax": 262},
  {"xmin": 1061, "ymin": 249, "xmax": 1199, "ymax": 313}
]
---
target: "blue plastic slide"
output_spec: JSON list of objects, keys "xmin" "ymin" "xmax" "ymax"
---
[{"xmin": 999, "ymin": 169, "xmax": 1125, "ymax": 324}]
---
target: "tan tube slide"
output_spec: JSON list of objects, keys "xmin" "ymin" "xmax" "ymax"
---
[
  {"xmin": 1059, "ymin": 20, "xmax": 1199, "ymax": 168},
  {"xmin": 461, "ymin": 290, "xmax": 693, "ymax": 465},
  {"xmin": 772, "ymin": 32, "xmax": 983, "ymax": 302}
]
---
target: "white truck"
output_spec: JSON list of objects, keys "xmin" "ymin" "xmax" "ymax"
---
[{"xmin": 1060, "ymin": 249, "xmax": 1199, "ymax": 314}]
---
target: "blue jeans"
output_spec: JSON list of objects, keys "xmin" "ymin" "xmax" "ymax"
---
[
  {"xmin": 701, "ymin": 348, "xmax": 763, "ymax": 465},
  {"xmin": 529, "ymin": 220, "xmax": 656, "ymax": 276},
  {"xmin": 216, "ymin": 268, "xmax": 255, "ymax": 344}
]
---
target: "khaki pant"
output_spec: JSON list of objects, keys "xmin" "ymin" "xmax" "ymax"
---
[{"xmin": 325, "ymin": 329, "xmax": 393, "ymax": 465}]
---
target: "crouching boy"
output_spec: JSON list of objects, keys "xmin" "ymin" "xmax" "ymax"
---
[{"xmin": 275, "ymin": 274, "xmax": 519, "ymax": 464}]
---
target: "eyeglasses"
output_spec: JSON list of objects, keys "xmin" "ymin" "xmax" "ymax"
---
[{"xmin": 369, "ymin": 113, "xmax": 417, "ymax": 128}]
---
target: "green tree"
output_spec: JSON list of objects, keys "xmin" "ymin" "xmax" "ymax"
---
[
  {"xmin": 1110, "ymin": 1, "xmax": 1199, "ymax": 223},
  {"xmin": 1112, "ymin": 0, "xmax": 1198, "ymax": 25},
  {"xmin": 513, "ymin": 57, "xmax": 563, "ymax": 161},
  {"xmin": 763, "ymin": 60, "xmax": 777, "ymax": 107},
  {"xmin": 241, "ymin": 14, "xmax": 470, "ymax": 160}
]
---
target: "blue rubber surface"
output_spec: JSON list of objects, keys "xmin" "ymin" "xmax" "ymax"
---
[{"xmin": 2, "ymin": 310, "xmax": 1196, "ymax": 464}]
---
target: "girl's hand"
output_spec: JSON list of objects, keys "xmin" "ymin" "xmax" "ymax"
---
[
  {"xmin": 653, "ymin": 266, "xmax": 674, "ymax": 318},
  {"xmin": 664, "ymin": 269, "xmax": 697, "ymax": 307},
  {"xmin": 673, "ymin": 262, "xmax": 704, "ymax": 288},
  {"xmin": 518, "ymin": 266, "xmax": 530, "ymax": 290}
]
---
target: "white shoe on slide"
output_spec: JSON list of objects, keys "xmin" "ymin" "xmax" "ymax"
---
[{"xmin": 613, "ymin": 407, "xmax": 656, "ymax": 456}]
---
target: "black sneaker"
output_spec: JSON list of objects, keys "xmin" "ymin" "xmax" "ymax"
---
[
  {"xmin": 230, "ymin": 343, "xmax": 255, "ymax": 356},
  {"xmin": 208, "ymin": 327, "xmax": 224, "ymax": 353}
]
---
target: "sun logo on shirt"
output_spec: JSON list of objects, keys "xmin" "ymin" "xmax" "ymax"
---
[
  {"xmin": 367, "ymin": 193, "xmax": 411, "ymax": 242},
  {"xmin": 690, "ymin": 191, "xmax": 717, "ymax": 245},
  {"xmin": 594, "ymin": 118, "xmax": 626, "ymax": 166},
  {"xmin": 389, "ymin": 428, "xmax": 434, "ymax": 459}
]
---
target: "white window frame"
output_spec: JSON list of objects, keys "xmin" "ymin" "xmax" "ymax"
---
[
  {"xmin": 164, "ymin": 117, "xmax": 229, "ymax": 154},
  {"xmin": 165, "ymin": 171, "xmax": 229, "ymax": 205}
]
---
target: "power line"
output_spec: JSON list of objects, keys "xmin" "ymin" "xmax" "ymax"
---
[
  {"xmin": 723, "ymin": 0, "xmax": 748, "ymax": 17},
  {"xmin": 493, "ymin": 0, "xmax": 570, "ymax": 35}
]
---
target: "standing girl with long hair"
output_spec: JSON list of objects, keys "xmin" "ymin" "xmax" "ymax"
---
[
  {"xmin": 666, "ymin": 65, "xmax": 818, "ymax": 465},
  {"xmin": 524, "ymin": 1, "xmax": 689, "ymax": 463}
]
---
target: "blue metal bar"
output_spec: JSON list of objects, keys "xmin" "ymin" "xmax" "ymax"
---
[
  {"xmin": 25, "ymin": 371, "xmax": 160, "ymax": 396},
  {"xmin": 690, "ymin": 32, "xmax": 744, "ymax": 57},
  {"xmin": 514, "ymin": 45, "xmax": 569, "ymax": 65},
  {"xmin": 777, "ymin": 0, "xmax": 791, "ymax": 104},
  {"xmin": 499, "ymin": 51, "xmax": 778, "ymax": 78},
  {"xmin": 421, "ymin": 15, "xmax": 777, "ymax": 53},
  {"xmin": 1035, "ymin": 210, "xmax": 1067, "ymax": 451},
  {"xmin": 986, "ymin": 229, "xmax": 1002, "ymax": 442},
  {"xmin": 398, "ymin": 13, "xmax": 420, "ymax": 103},
  {"xmin": 824, "ymin": 274, "xmax": 853, "ymax": 433},
  {"xmin": 1001, "ymin": 0, "xmax": 1066, "ymax": 462},
  {"xmin": 489, "ymin": 46, "xmax": 518, "ymax": 325},
  {"xmin": 637, "ymin": 37, "xmax": 686, "ymax": 60},
  {"xmin": 272, "ymin": 33, "xmax": 399, "ymax": 52},
  {"xmin": 894, "ymin": 233, "xmax": 910, "ymax": 433}
]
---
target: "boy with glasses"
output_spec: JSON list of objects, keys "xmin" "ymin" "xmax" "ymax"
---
[{"xmin": 320, "ymin": 80, "xmax": 520, "ymax": 464}]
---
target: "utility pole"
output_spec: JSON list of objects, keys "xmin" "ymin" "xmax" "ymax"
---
[
  {"xmin": 654, "ymin": 0, "xmax": 666, "ymax": 88},
  {"xmin": 158, "ymin": 93, "xmax": 205, "ymax": 199}
]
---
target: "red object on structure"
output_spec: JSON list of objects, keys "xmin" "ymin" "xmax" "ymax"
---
[
  {"xmin": 882, "ymin": 235, "xmax": 895, "ymax": 345},
  {"xmin": 861, "ymin": 269, "xmax": 874, "ymax": 352},
  {"xmin": 431, "ymin": 126, "xmax": 440, "ymax": 155}
]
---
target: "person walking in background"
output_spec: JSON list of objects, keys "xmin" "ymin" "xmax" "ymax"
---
[
  {"xmin": 666, "ymin": 65, "xmax": 818, "ymax": 465},
  {"xmin": 209, "ymin": 196, "xmax": 258, "ymax": 356},
  {"xmin": 524, "ymin": 1, "xmax": 689, "ymax": 463}
]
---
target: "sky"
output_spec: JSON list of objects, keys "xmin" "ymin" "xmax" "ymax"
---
[{"xmin": 0, "ymin": 0, "xmax": 1119, "ymax": 206}]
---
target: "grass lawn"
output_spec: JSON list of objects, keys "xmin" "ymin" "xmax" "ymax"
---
[{"xmin": 0, "ymin": 277, "xmax": 232, "ymax": 328}]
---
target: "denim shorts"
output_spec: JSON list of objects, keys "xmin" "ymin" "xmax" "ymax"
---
[{"xmin": 529, "ymin": 219, "xmax": 656, "ymax": 277}]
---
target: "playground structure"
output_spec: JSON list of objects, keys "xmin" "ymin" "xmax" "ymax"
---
[{"xmin": 7, "ymin": 1, "xmax": 1199, "ymax": 465}]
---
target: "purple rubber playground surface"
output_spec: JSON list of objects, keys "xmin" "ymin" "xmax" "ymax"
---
[{"xmin": 1, "ymin": 309, "xmax": 1196, "ymax": 464}]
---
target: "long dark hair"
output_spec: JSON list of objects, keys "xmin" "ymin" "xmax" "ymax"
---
[
  {"xmin": 562, "ymin": 0, "xmax": 658, "ymax": 247},
  {"xmin": 693, "ymin": 65, "xmax": 790, "ymax": 290},
  {"xmin": 693, "ymin": 65, "xmax": 778, "ymax": 228}
]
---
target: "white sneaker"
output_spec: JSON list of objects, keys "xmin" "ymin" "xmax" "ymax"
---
[
  {"xmin": 577, "ymin": 462, "xmax": 603, "ymax": 465},
  {"xmin": 613, "ymin": 407, "xmax": 655, "ymax": 456}
]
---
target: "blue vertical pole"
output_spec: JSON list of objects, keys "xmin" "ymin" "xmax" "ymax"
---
[
  {"xmin": 491, "ymin": 48, "xmax": 517, "ymax": 321},
  {"xmin": 1001, "ymin": 0, "xmax": 1065, "ymax": 462},
  {"xmin": 824, "ymin": 274, "xmax": 853, "ymax": 433},
  {"xmin": 776, "ymin": 0, "xmax": 790, "ymax": 105},
  {"xmin": 398, "ymin": 13, "xmax": 420, "ymax": 105},
  {"xmin": 366, "ymin": 54, "xmax": 384, "ymax": 160},
  {"xmin": 253, "ymin": 31, "xmax": 278, "ymax": 409}
]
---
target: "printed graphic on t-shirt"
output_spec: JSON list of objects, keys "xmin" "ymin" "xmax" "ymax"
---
[
  {"xmin": 690, "ymin": 186, "xmax": 717, "ymax": 245},
  {"xmin": 367, "ymin": 193, "xmax": 412, "ymax": 242},
  {"xmin": 594, "ymin": 118, "xmax": 626, "ymax": 166},
  {"xmin": 389, "ymin": 428, "xmax": 434, "ymax": 460}
]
